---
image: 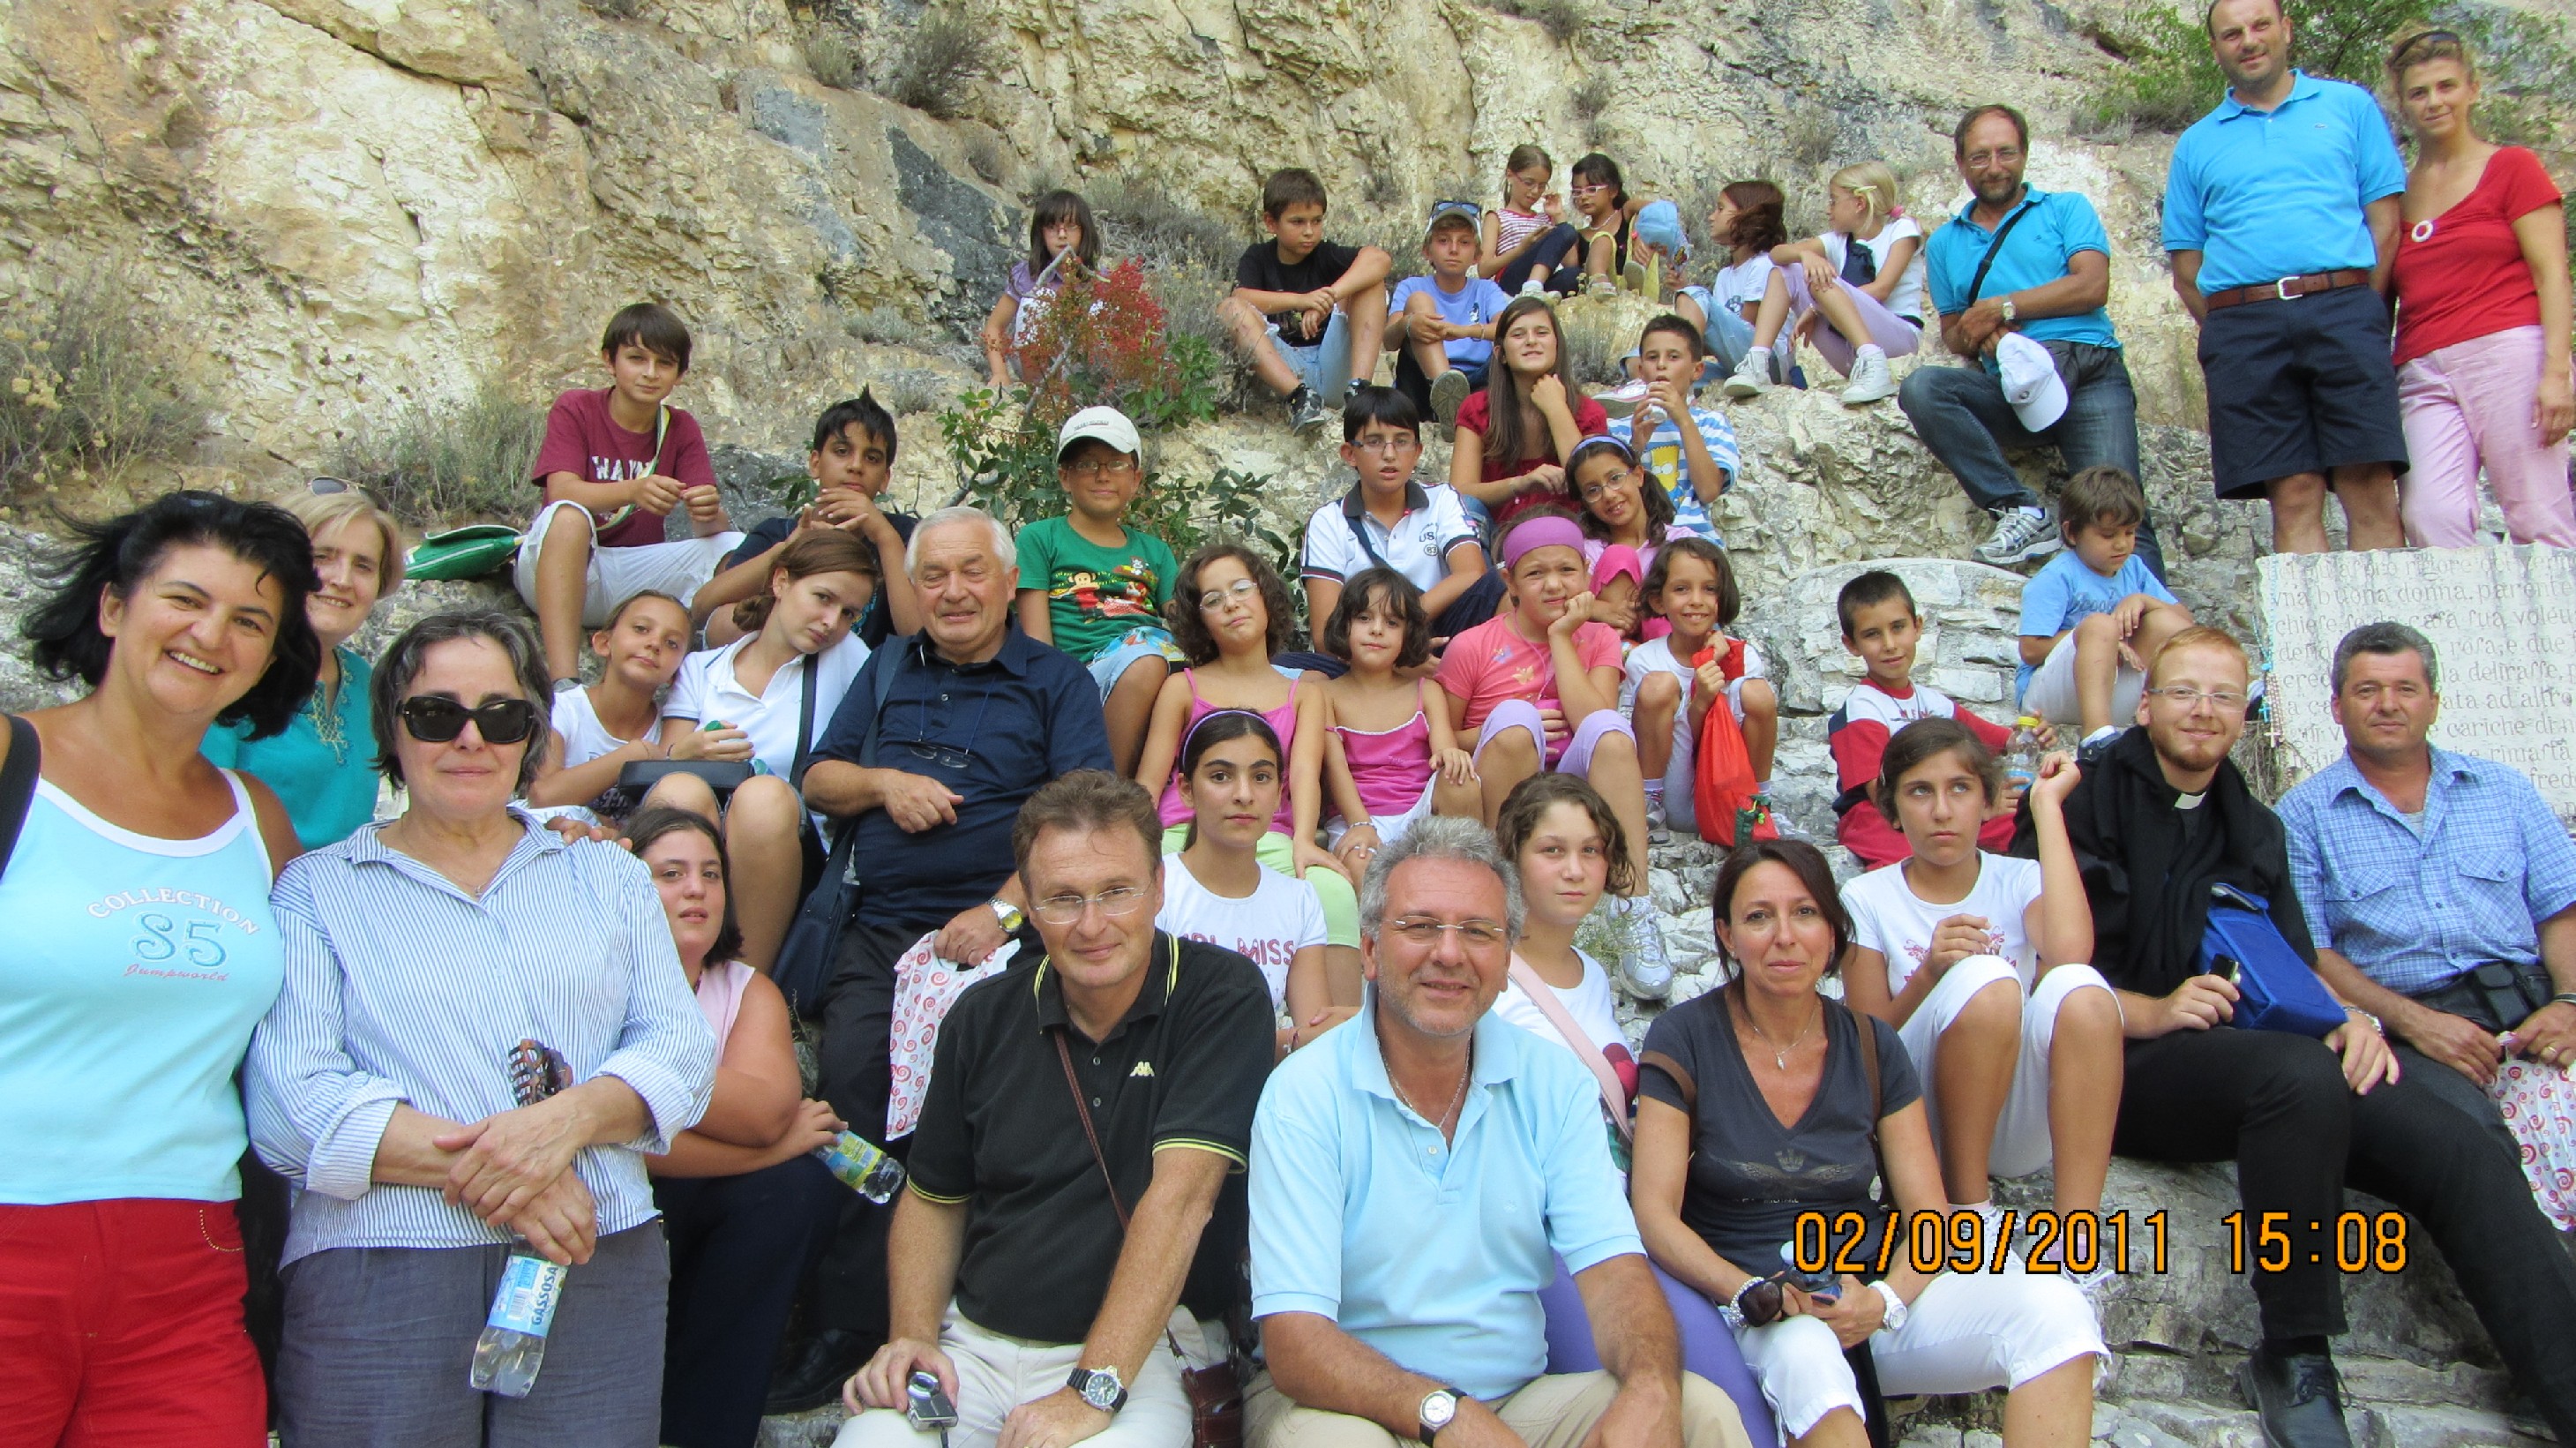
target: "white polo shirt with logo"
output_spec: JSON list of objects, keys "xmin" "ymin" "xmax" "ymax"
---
[{"xmin": 1299, "ymin": 480, "xmax": 1479, "ymax": 596}]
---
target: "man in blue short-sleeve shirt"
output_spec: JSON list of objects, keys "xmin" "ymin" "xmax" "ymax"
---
[
  {"xmin": 1245, "ymin": 817, "xmax": 1750, "ymax": 1448},
  {"xmin": 2162, "ymin": 0, "xmax": 2408, "ymax": 555},
  {"xmin": 787, "ymin": 505, "xmax": 1113, "ymax": 1402},
  {"xmin": 1900, "ymin": 105, "xmax": 2164, "ymax": 578}
]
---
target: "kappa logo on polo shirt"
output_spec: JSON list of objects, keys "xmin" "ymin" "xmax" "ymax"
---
[{"xmin": 1130, "ymin": 1062, "xmax": 1156, "ymax": 1077}]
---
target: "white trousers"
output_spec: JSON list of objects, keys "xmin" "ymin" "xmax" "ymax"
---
[
  {"xmin": 1734, "ymin": 1260, "xmax": 2102, "ymax": 1439},
  {"xmin": 835, "ymin": 1303, "xmax": 1224, "ymax": 1448},
  {"xmin": 1895, "ymin": 957, "xmax": 2117, "ymax": 1180}
]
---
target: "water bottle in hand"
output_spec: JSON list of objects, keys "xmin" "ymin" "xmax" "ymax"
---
[
  {"xmin": 471, "ymin": 1248, "xmax": 568, "ymax": 1398},
  {"xmin": 818, "ymin": 1130, "xmax": 908, "ymax": 1203},
  {"xmin": 2005, "ymin": 716, "xmax": 2045, "ymax": 792}
]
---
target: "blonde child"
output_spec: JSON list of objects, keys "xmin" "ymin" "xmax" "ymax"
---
[
  {"xmin": 527, "ymin": 589, "xmax": 701, "ymax": 814},
  {"xmin": 1722, "ymin": 161, "xmax": 1926, "ymax": 406}
]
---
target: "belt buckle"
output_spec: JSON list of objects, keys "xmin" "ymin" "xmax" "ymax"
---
[{"xmin": 2271, "ymin": 276, "xmax": 2303, "ymax": 302}]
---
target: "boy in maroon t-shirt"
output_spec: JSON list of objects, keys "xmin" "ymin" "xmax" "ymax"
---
[{"xmin": 517, "ymin": 302, "xmax": 744, "ymax": 682}]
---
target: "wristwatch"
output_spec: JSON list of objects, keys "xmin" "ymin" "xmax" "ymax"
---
[
  {"xmin": 1418, "ymin": 1387, "xmax": 1462, "ymax": 1444},
  {"xmin": 991, "ymin": 898, "xmax": 1026, "ymax": 933},
  {"xmin": 1869, "ymin": 1279, "xmax": 1910, "ymax": 1333},
  {"xmin": 2343, "ymin": 1004, "xmax": 2383, "ymax": 1034},
  {"xmin": 1067, "ymin": 1365, "xmax": 1128, "ymax": 1412},
  {"xmin": 1998, "ymin": 296, "xmax": 2018, "ymax": 325}
]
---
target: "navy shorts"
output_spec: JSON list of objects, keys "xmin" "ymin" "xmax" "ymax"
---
[{"xmin": 2198, "ymin": 281, "xmax": 2408, "ymax": 501}]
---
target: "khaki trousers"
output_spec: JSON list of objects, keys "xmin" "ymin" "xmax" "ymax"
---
[{"xmin": 1245, "ymin": 1368, "xmax": 1751, "ymax": 1448}]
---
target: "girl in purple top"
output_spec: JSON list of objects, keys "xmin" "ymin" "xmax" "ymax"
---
[{"xmin": 980, "ymin": 190, "xmax": 1100, "ymax": 390}]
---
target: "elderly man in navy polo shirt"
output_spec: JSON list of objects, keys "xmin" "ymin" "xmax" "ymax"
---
[
  {"xmin": 2164, "ymin": 0, "xmax": 2408, "ymax": 555},
  {"xmin": 1902, "ymin": 104, "xmax": 2165, "ymax": 578},
  {"xmin": 779, "ymin": 505, "xmax": 1115, "ymax": 1407}
]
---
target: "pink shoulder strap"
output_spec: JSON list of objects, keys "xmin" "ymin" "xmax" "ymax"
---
[{"xmin": 1507, "ymin": 956, "xmax": 1633, "ymax": 1143}]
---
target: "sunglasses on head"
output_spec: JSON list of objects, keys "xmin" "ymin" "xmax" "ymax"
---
[{"xmin": 398, "ymin": 695, "xmax": 541, "ymax": 746}]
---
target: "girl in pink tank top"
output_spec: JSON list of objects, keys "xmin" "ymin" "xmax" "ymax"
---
[{"xmin": 1316, "ymin": 569, "xmax": 1479, "ymax": 867}]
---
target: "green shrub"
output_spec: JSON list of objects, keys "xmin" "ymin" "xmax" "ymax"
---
[
  {"xmin": 805, "ymin": 30, "xmax": 860, "ymax": 90},
  {"xmin": 882, "ymin": 11, "xmax": 990, "ymax": 120},
  {"xmin": 845, "ymin": 304, "xmax": 929, "ymax": 348},
  {"xmin": 1089, "ymin": 176, "xmax": 1242, "ymax": 276},
  {"xmin": 2084, "ymin": 0, "xmax": 2430, "ymax": 134},
  {"xmin": 326, "ymin": 384, "xmax": 547, "ymax": 526},
  {"xmin": 1493, "ymin": 0, "xmax": 1580, "ymax": 45},
  {"xmin": 0, "ymin": 266, "xmax": 200, "ymax": 495}
]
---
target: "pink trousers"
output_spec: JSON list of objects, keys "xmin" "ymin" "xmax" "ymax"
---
[
  {"xmin": 2397, "ymin": 324, "xmax": 2576, "ymax": 547},
  {"xmin": 1777, "ymin": 265, "xmax": 1923, "ymax": 378}
]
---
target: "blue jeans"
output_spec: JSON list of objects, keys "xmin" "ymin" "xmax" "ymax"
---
[{"xmin": 1897, "ymin": 340, "xmax": 2164, "ymax": 580}]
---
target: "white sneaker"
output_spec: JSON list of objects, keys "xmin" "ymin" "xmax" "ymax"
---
[
  {"xmin": 1721, "ymin": 349, "xmax": 1771, "ymax": 399},
  {"xmin": 1840, "ymin": 351, "xmax": 1896, "ymax": 406},
  {"xmin": 1606, "ymin": 895, "xmax": 1674, "ymax": 1000},
  {"xmin": 1644, "ymin": 792, "xmax": 1672, "ymax": 844},
  {"xmin": 1973, "ymin": 506, "xmax": 2062, "ymax": 566},
  {"xmin": 1596, "ymin": 379, "xmax": 1652, "ymax": 418}
]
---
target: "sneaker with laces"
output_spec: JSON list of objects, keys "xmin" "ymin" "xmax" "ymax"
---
[
  {"xmin": 1644, "ymin": 792, "xmax": 1672, "ymax": 844},
  {"xmin": 1430, "ymin": 369, "xmax": 1471, "ymax": 425},
  {"xmin": 1596, "ymin": 379, "xmax": 1652, "ymax": 418},
  {"xmin": 1288, "ymin": 386, "xmax": 1328, "ymax": 435},
  {"xmin": 1973, "ymin": 506, "xmax": 2063, "ymax": 566},
  {"xmin": 1839, "ymin": 351, "xmax": 1897, "ymax": 405},
  {"xmin": 1606, "ymin": 894, "xmax": 1674, "ymax": 1000},
  {"xmin": 1721, "ymin": 349, "xmax": 1771, "ymax": 399},
  {"xmin": 1586, "ymin": 276, "xmax": 1620, "ymax": 300}
]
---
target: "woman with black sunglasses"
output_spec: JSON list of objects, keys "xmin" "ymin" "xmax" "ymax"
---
[
  {"xmin": 0, "ymin": 491, "xmax": 317, "ymax": 1447},
  {"xmin": 246, "ymin": 610, "xmax": 715, "ymax": 1445},
  {"xmin": 1629, "ymin": 840, "xmax": 2100, "ymax": 1448}
]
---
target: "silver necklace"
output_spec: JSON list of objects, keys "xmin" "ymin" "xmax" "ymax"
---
[
  {"xmin": 1744, "ymin": 1000, "xmax": 1822, "ymax": 1071},
  {"xmin": 1390, "ymin": 1046, "xmax": 1473, "ymax": 1131}
]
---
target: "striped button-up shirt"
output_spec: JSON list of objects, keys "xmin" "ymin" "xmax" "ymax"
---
[
  {"xmin": 248, "ymin": 811, "xmax": 715, "ymax": 1265},
  {"xmin": 2280, "ymin": 747, "xmax": 2576, "ymax": 997}
]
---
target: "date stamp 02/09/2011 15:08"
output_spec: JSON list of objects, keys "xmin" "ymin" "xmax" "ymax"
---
[{"xmin": 1786, "ymin": 1208, "xmax": 2416, "ymax": 1279}]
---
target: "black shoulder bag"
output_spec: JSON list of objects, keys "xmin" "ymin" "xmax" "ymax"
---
[
  {"xmin": 0, "ymin": 715, "xmax": 40, "ymax": 874},
  {"xmin": 772, "ymin": 645, "xmax": 906, "ymax": 1017}
]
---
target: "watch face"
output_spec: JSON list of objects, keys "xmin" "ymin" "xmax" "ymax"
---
[
  {"xmin": 1077, "ymin": 1370, "xmax": 1122, "ymax": 1409},
  {"xmin": 1423, "ymin": 1391, "xmax": 1458, "ymax": 1429}
]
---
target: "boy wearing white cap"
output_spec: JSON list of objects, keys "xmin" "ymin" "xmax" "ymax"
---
[
  {"xmin": 2013, "ymin": 465, "xmax": 2192, "ymax": 748},
  {"xmin": 1015, "ymin": 406, "xmax": 1186, "ymax": 774}
]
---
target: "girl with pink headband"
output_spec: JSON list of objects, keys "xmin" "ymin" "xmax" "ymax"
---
[{"xmin": 1433, "ymin": 509, "xmax": 1675, "ymax": 998}]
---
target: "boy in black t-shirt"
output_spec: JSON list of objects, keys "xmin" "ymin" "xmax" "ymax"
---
[
  {"xmin": 700, "ymin": 390, "xmax": 919, "ymax": 648},
  {"xmin": 1216, "ymin": 168, "xmax": 1391, "ymax": 435}
]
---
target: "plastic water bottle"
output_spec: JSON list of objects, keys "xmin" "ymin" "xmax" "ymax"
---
[
  {"xmin": 470, "ymin": 1248, "xmax": 568, "ymax": 1398},
  {"xmin": 2005, "ymin": 715, "xmax": 2045, "ymax": 792},
  {"xmin": 818, "ymin": 1130, "xmax": 908, "ymax": 1203}
]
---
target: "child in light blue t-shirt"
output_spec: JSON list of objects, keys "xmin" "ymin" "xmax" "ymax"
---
[
  {"xmin": 1389, "ymin": 202, "xmax": 1513, "ymax": 425},
  {"xmin": 2015, "ymin": 466, "xmax": 2192, "ymax": 743},
  {"xmin": 1612, "ymin": 314, "xmax": 1740, "ymax": 542}
]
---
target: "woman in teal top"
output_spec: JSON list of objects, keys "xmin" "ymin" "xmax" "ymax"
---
[
  {"xmin": 203, "ymin": 486, "xmax": 405, "ymax": 847},
  {"xmin": 0, "ymin": 490, "xmax": 316, "ymax": 1446}
]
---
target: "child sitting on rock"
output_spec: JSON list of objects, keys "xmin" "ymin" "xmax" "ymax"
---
[
  {"xmin": 979, "ymin": 188, "xmax": 1099, "ymax": 390},
  {"xmin": 700, "ymin": 390, "xmax": 918, "ymax": 650},
  {"xmin": 1621, "ymin": 537, "xmax": 1778, "ymax": 842},
  {"xmin": 1217, "ymin": 168, "xmax": 1392, "ymax": 435},
  {"xmin": 1567, "ymin": 436, "xmax": 1694, "ymax": 641},
  {"xmin": 1613, "ymin": 314, "xmax": 1739, "ymax": 539},
  {"xmin": 1317, "ymin": 567, "xmax": 1481, "ymax": 872},
  {"xmin": 1294, "ymin": 386, "xmax": 1494, "ymax": 659},
  {"xmin": 1450, "ymin": 295, "xmax": 1610, "ymax": 534},
  {"xmin": 1388, "ymin": 201, "xmax": 1512, "ymax": 425},
  {"xmin": 1721, "ymin": 161, "xmax": 1926, "ymax": 407},
  {"xmin": 2016, "ymin": 466, "xmax": 2192, "ymax": 748},
  {"xmin": 1480, "ymin": 144, "xmax": 1585, "ymax": 296},
  {"xmin": 1677, "ymin": 180, "xmax": 1794, "ymax": 386},
  {"xmin": 1829, "ymin": 568, "xmax": 2021, "ymax": 868}
]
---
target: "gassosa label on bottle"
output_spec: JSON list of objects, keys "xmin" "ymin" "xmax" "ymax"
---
[{"xmin": 487, "ymin": 1255, "xmax": 567, "ymax": 1337}]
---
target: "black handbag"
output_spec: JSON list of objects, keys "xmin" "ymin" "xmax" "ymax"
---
[{"xmin": 2414, "ymin": 960, "xmax": 2553, "ymax": 1035}]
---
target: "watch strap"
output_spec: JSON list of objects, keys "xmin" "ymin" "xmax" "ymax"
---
[{"xmin": 1068, "ymin": 1365, "xmax": 1128, "ymax": 1411}]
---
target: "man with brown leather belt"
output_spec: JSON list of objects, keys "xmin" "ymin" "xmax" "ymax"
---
[{"xmin": 2163, "ymin": 0, "xmax": 2410, "ymax": 554}]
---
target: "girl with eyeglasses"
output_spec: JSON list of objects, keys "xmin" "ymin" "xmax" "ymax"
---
[
  {"xmin": 0, "ymin": 491, "xmax": 318, "ymax": 1445},
  {"xmin": 1133, "ymin": 544, "xmax": 1366, "ymax": 1008},
  {"xmin": 1154, "ymin": 709, "xmax": 1341, "ymax": 1055},
  {"xmin": 1567, "ymin": 435, "xmax": 1690, "ymax": 641},
  {"xmin": 1569, "ymin": 152, "xmax": 1647, "ymax": 291},
  {"xmin": 202, "ymin": 485, "xmax": 402, "ymax": 849},
  {"xmin": 1632, "ymin": 839, "xmax": 2101, "ymax": 1448},
  {"xmin": 655, "ymin": 529, "xmax": 880, "ymax": 973},
  {"xmin": 1482, "ymin": 144, "xmax": 1585, "ymax": 296},
  {"xmin": 247, "ymin": 610, "xmax": 715, "ymax": 1444}
]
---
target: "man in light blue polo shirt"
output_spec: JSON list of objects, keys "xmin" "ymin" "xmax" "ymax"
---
[
  {"xmin": 1245, "ymin": 818, "xmax": 1749, "ymax": 1448},
  {"xmin": 2163, "ymin": 0, "xmax": 2409, "ymax": 556},
  {"xmin": 1900, "ymin": 104, "xmax": 2164, "ymax": 578}
]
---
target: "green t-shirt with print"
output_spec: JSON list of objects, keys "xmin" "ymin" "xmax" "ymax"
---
[{"xmin": 1017, "ymin": 516, "xmax": 1179, "ymax": 662}]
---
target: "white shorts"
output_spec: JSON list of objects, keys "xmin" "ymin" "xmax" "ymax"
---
[
  {"xmin": 2020, "ymin": 630, "xmax": 2143, "ymax": 729},
  {"xmin": 1651, "ymin": 675, "xmax": 1752, "ymax": 835},
  {"xmin": 513, "ymin": 499, "xmax": 744, "ymax": 627},
  {"xmin": 834, "ymin": 1302, "xmax": 1224, "ymax": 1448},
  {"xmin": 1895, "ymin": 957, "xmax": 2118, "ymax": 1180},
  {"xmin": 1734, "ymin": 1261, "xmax": 2102, "ymax": 1438},
  {"xmin": 1326, "ymin": 774, "xmax": 1437, "ymax": 850}
]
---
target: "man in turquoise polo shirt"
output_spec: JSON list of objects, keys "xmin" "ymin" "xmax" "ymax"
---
[
  {"xmin": 1902, "ymin": 104, "xmax": 2165, "ymax": 578},
  {"xmin": 2164, "ymin": 0, "xmax": 2409, "ymax": 555},
  {"xmin": 1243, "ymin": 817, "xmax": 1749, "ymax": 1448}
]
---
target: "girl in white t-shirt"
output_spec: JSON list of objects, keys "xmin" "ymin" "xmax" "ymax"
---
[
  {"xmin": 1155, "ymin": 709, "xmax": 1341, "ymax": 1055},
  {"xmin": 1720, "ymin": 160, "xmax": 1926, "ymax": 407},
  {"xmin": 1491, "ymin": 775, "xmax": 1639, "ymax": 1144},
  {"xmin": 528, "ymin": 590, "xmax": 700, "ymax": 814},
  {"xmin": 653, "ymin": 529, "xmax": 877, "ymax": 974},
  {"xmin": 1838, "ymin": 717, "xmax": 2120, "ymax": 1260},
  {"xmin": 1621, "ymin": 538, "xmax": 1777, "ymax": 839},
  {"xmin": 1676, "ymin": 180, "xmax": 1791, "ymax": 385}
]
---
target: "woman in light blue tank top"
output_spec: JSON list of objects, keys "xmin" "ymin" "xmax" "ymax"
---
[{"xmin": 0, "ymin": 490, "xmax": 318, "ymax": 1447}]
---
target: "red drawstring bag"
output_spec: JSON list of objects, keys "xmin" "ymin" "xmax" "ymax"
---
[{"xmin": 1690, "ymin": 640, "xmax": 1774, "ymax": 847}]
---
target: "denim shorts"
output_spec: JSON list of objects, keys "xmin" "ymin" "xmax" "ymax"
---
[
  {"xmin": 1086, "ymin": 626, "xmax": 1187, "ymax": 696},
  {"xmin": 1268, "ymin": 311, "xmax": 1355, "ymax": 397}
]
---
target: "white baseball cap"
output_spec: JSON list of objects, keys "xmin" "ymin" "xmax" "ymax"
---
[
  {"xmin": 1996, "ymin": 334, "xmax": 2069, "ymax": 432},
  {"xmin": 1057, "ymin": 406, "xmax": 1141, "ymax": 461}
]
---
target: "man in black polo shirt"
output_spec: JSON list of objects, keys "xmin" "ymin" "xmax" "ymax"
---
[
  {"xmin": 781, "ymin": 505, "xmax": 1114, "ymax": 1407},
  {"xmin": 836, "ymin": 770, "xmax": 1275, "ymax": 1448}
]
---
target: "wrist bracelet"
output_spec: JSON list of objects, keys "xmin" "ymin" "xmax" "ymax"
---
[{"xmin": 2552, "ymin": 994, "xmax": 2576, "ymax": 1009}]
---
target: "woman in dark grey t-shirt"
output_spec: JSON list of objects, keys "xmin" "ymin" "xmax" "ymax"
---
[{"xmin": 1630, "ymin": 840, "xmax": 2103, "ymax": 1448}]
